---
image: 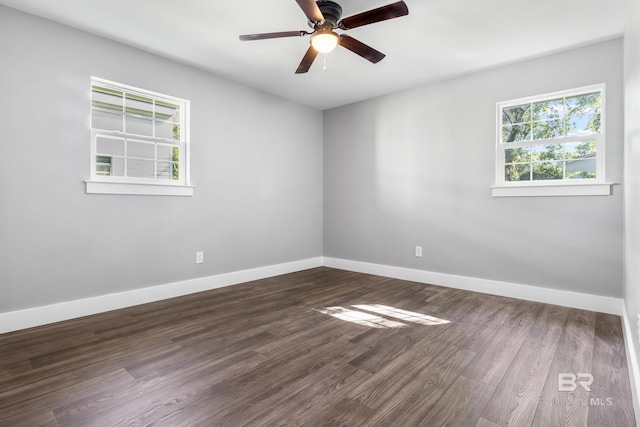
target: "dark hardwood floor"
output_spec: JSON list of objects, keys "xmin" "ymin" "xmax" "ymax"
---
[{"xmin": 0, "ymin": 267, "xmax": 636, "ymax": 426}]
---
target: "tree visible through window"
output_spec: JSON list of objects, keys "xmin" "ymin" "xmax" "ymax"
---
[{"xmin": 497, "ymin": 85, "xmax": 604, "ymax": 185}]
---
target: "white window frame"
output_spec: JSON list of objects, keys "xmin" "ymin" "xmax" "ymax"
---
[
  {"xmin": 492, "ymin": 84, "xmax": 612, "ymax": 197},
  {"xmin": 85, "ymin": 77, "xmax": 193, "ymax": 196}
]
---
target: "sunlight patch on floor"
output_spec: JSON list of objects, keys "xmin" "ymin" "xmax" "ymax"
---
[
  {"xmin": 315, "ymin": 307, "xmax": 408, "ymax": 328},
  {"xmin": 315, "ymin": 305, "xmax": 449, "ymax": 329},
  {"xmin": 352, "ymin": 304, "xmax": 450, "ymax": 326}
]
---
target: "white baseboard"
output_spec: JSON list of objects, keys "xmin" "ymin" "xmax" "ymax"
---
[
  {"xmin": 0, "ymin": 256, "xmax": 625, "ymax": 334},
  {"xmin": 621, "ymin": 303, "xmax": 640, "ymax": 426},
  {"xmin": 322, "ymin": 257, "xmax": 624, "ymax": 315},
  {"xmin": 0, "ymin": 257, "xmax": 323, "ymax": 334}
]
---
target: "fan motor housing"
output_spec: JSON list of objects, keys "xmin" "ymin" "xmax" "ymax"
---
[{"xmin": 313, "ymin": 1, "xmax": 343, "ymax": 28}]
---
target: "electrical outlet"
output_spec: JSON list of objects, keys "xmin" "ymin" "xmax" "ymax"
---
[
  {"xmin": 415, "ymin": 246, "xmax": 423, "ymax": 257},
  {"xmin": 196, "ymin": 251, "xmax": 204, "ymax": 264}
]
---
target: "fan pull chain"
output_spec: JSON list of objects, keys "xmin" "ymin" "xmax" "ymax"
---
[{"xmin": 323, "ymin": 53, "xmax": 327, "ymax": 71}]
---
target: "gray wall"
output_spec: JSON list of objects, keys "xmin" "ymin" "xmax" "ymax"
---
[
  {"xmin": 324, "ymin": 38, "xmax": 624, "ymax": 298},
  {"xmin": 624, "ymin": 0, "xmax": 640, "ymax": 390},
  {"xmin": 0, "ymin": 4, "xmax": 626, "ymax": 316},
  {"xmin": 0, "ymin": 6, "xmax": 324, "ymax": 313}
]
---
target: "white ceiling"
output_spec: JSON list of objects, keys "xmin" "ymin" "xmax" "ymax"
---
[{"xmin": 0, "ymin": 0, "xmax": 625, "ymax": 110}]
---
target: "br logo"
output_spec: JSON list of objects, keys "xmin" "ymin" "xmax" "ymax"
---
[{"xmin": 558, "ymin": 373, "xmax": 594, "ymax": 392}]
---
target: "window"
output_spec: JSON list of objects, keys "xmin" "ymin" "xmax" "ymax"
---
[
  {"xmin": 86, "ymin": 78, "xmax": 193, "ymax": 196},
  {"xmin": 493, "ymin": 84, "xmax": 611, "ymax": 197}
]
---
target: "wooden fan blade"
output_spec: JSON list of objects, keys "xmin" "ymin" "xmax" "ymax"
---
[
  {"xmin": 295, "ymin": 0, "xmax": 324, "ymax": 23},
  {"xmin": 239, "ymin": 31, "xmax": 310, "ymax": 41},
  {"xmin": 339, "ymin": 1, "xmax": 408, "ymax": 30},
  {"xmin": 295, "ymin": 46, "xmax": 319, "ymax": 74},
  {"xmin": 339, "ymin": 35, "xmax": 385, "ymax": 63}
]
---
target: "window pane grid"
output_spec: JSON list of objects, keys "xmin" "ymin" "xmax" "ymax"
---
[
  {"xmin": 92, "ymin": 87, "xmax": 183, "ymax": 142},
  {"xmin": 91, "ymin": 79, "xmax": 186, "ymax": 184},
  {"xmin": 503, "ymin": 139, "xmax": 598, "ymax": 182},
  {"xmin": 501, "ymin": 92, "xmax": 601, "ymax": 144},
  {"xmin": 498, "ymin": 85, "xmax": 602, "ymax": 184},
  {"xmin": 94, "ymin": 135, "xmax": 181, "ymax": 181}
]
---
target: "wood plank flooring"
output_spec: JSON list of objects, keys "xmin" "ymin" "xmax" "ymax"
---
[{"xmin": 0, "ymin": 267, "xmax": 635, "ymax": 426}]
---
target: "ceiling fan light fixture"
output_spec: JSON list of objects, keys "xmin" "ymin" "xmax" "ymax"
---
[
  {"xmin": 311, "ymin": 31, "xmax": 339, "ymax": 53},
  {"xmin": 239, "ymin": 1, "xmax": 410, "ymax": 73}
]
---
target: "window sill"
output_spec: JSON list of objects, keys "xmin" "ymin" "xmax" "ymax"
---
[
  {"xmin": 491, "ymin": 182, "xmax": 613, "ymax": 197},
  {"xmin": 85, "ymin": 180, "xmax": 194, "ymax": 196}
]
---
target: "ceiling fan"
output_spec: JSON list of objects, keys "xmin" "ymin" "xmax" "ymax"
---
[{"xmin": 239, "ymin": 0, "xmax": 409, "ymax": 74}]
